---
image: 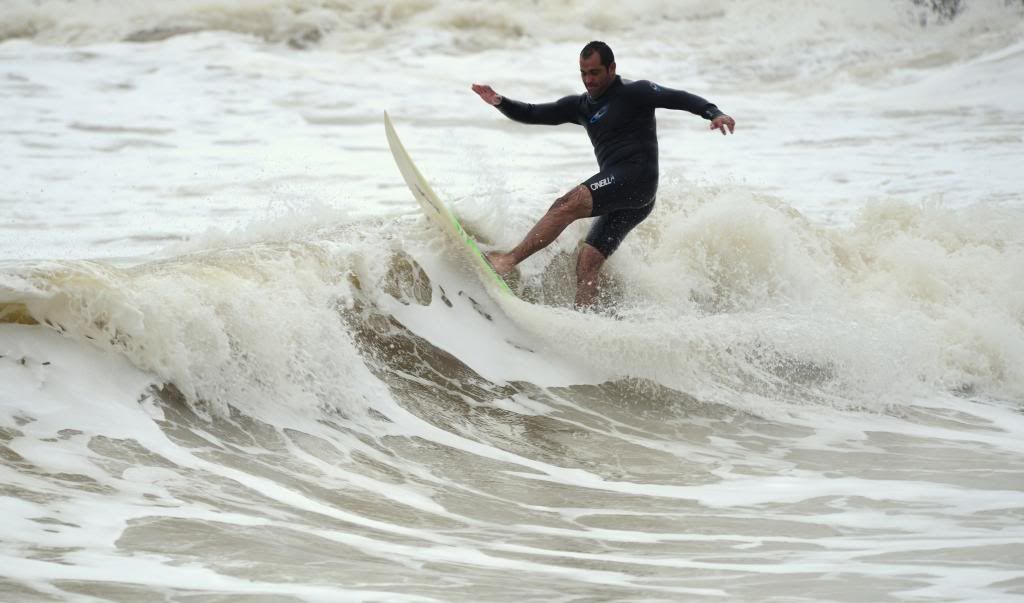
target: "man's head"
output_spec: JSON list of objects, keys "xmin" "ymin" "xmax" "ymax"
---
[{"xmin": 580, "ymin": 41, "xmax": 616, "ymax": 98}]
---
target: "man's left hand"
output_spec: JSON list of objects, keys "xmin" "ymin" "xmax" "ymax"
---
[{"xmin": 711, "ymin": 115, "xmax": 736, "ymax": 135}]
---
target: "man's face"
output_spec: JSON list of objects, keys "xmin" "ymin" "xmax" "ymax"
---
[{"xmin": 580, "ymin": 53, "xmax": 616, "ymax": 98}]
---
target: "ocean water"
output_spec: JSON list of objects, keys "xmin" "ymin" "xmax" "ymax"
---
[{"xmin": 2, "ymin": 1, "xmax": 1024, "ymax": 601}]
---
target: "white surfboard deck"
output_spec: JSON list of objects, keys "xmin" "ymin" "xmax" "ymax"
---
[{"xmin": 384, "ymin": 112, "xmax": 513, "ymax": 297}]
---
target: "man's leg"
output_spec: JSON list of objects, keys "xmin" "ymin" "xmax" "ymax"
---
[
  {"xmin": 487, "ymin": 185, "xmax": 593, "ymax": 276},
  {"xmin": 574, "ymin": 243, "xmax": 606, "ymax": 309},
  {"xmin": 578, "ymin": 201, "xmax": 656, "ymax": 308}
]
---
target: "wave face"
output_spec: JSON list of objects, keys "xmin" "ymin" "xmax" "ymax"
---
[
  {"xmin": 4, "ymin": 190, "xmax": 1023, "ymax": 412},
  {"xmin": 2, "ymin": 1, "xmax": 1024, "ymax": 601}
]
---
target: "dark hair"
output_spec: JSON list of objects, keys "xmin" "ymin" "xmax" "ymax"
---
[{"xmin": 580, "ymin": 41, "xmax": 614, "ymax": 67}]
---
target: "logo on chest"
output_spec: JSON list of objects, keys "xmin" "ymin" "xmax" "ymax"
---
[{"xmin": 589, "ymin": 104, "xmax": 610, "ymax": 124}]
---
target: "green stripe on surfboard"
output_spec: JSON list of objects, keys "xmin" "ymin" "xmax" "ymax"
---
[{"xmin": 383, "ymin": 112, "xmax": 512, "ymax": 296}]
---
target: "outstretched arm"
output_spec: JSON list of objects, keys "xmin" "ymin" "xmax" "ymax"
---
[
  {"xmin": 630, "ymin": 80, "xmax": 736, "ymax": 135},
  {"xmin": 471, "ymin": 83, "xmax": 578, "ymax": 126}
]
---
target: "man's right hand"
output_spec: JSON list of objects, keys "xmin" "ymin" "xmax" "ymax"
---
[
  {"xmin": 471, "ymin": 84, "xmax": 502, "ymax": 106},
  {"xmin": 711, "ymin": 114, "xmax": 736, "ymax": 135}
]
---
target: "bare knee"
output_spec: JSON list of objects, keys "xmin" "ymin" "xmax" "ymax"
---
[{"xmin": 548, "ymin": 185, "xmax": 593, "ymax": 221}]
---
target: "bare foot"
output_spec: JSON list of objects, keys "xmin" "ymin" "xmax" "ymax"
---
[{"xmin": 485, "ymin": 252, "xmax": 516, "ymax": 276}]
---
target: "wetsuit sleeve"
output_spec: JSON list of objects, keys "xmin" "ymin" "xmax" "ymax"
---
[
  {"xmin": 495, "ymin": 95, "xmax": 579, "ymax": 126},
  {"xmin": 630, "ymin": 80, "xmax": 724, "ymax": 120}
]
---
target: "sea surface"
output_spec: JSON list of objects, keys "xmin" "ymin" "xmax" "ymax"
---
[{"xmin": 2, "ymin": 1, "xmax": 1023, "ymax": 601}]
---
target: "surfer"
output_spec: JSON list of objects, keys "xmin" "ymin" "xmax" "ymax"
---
[{"xmin": 472, "ymin": 41, "xmax": 735, "ymax": 309}]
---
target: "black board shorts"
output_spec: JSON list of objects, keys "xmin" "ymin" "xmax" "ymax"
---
[{"xmin": 582, "ymin": 161, "xmax": 658, "ymax": 257}]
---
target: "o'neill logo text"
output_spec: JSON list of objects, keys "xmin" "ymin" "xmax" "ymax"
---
[
  {"xmin": 589, "ymin": 175, "xmax": 616, "ymax": 190},
  {"xmin": 589, "ymin": 105, "xmax": 609, "ymax": 124}
]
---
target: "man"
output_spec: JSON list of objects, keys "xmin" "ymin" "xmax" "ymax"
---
[{"xmin": 472, "ymin": 40, "xmax": 735, "ymax": 309}]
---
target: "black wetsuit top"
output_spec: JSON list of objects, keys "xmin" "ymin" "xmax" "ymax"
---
[
  {"xmin": 495, "ymin": 75, "xmax": 723, "ymax": 174},
  {"xmin": 493, "ymin": 75, "xmax": 724, "ymax": 257}
]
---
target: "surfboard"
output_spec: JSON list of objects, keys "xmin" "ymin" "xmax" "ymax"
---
[{"xmin": 384, "ymin": 112, "xmax": 513, "ymax": 297}]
